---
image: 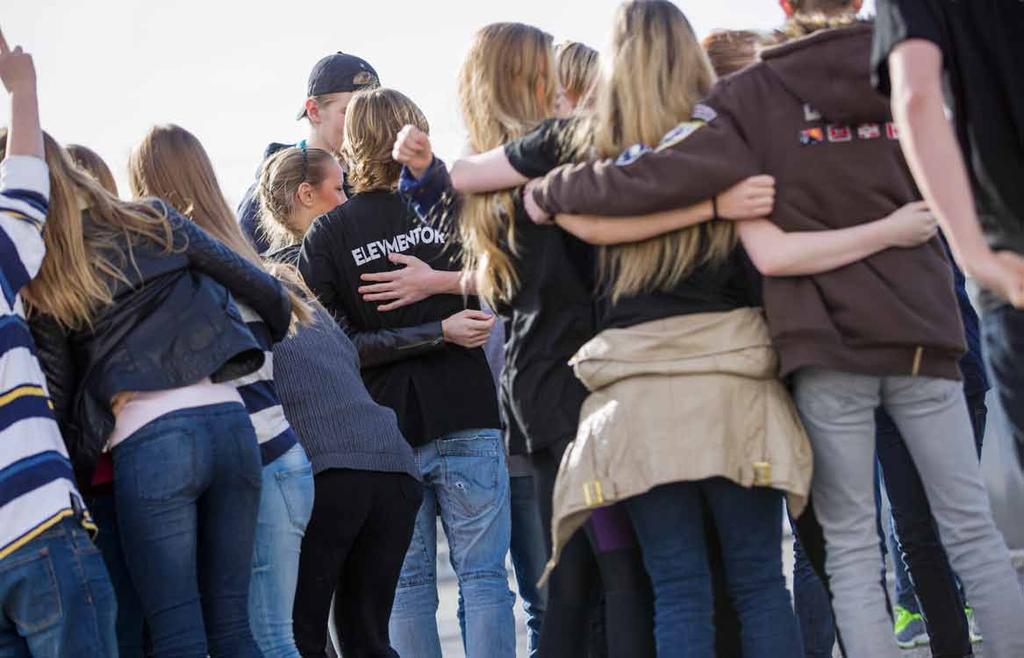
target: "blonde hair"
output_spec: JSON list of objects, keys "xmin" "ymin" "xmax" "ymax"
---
[
  {"xmin": 257, "ymin": 146, "xmax": 337, "ymax": 250},
  {"xmin": 458, "ymin": 22, "xmax": 556, "ymax": 305},
  {"xmin": 5, "ymin": 130, "xmax": 176, "ymax": 329},
  {"xmin": 555, "ymin": 41, "xmax": 599, "ymax": 108},
  {"xmin": 782, "ymin": 12, "xmax": 864, "ymax": 39},
  {"xmin": 781, "ymin": 0, "xmax": 860, "ymax": 38},
  {"xmin": 591, "ymin": 0, "xmax": 736, "ymax": 302},
  {"xmin": 66, "ymin": 144, "xmax": 118, "ymax": 196},
  {"xmin": 701, "ymin": 30, "xmax": 769, "ymax": 77},
  {"xmin": 342, "ymin": 88, "xmax": 429, "ymax": 194},
  {"xmin": 128, "ymin": 124, "xmax": 311, "ymax": 323}
]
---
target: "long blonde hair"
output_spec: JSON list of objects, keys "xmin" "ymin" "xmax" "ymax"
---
[
  {"xmin": 8, "ymin": 130, "xmax": 176, "ymax": 329},
  {"xmin": 555, "ymin": 41, "xmax": 599, "ymax": 109},
  {"xmin": 343, "ymin": 88, "xmax": 430, "ymax": 194},
  {"xmin": 458, "ymin": 22, "xmax": 555, "ymax": 305},
  {"xmin": 257, "ymin": 146, "xmax": 337, "ymax": 250},
  {"xmin": 128, "ymin": 124, "xmax": 310, "ymax": 323},
  {"xmin": 591, "ymin": 0, "xmax": 736, "ymax": 301}
]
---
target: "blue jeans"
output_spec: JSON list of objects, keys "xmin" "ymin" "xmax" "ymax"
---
[
  {"xmin": 113, "ymin": 403, "xmax": 263, "ymax": 658},
  {"xmin": 249, "ymin": 443, "xmax": 314, "ymax": 658},
  {"xmin": 791, "ymin": 526, "xmax": 836, "ymax": 658},
  {"xmin": 982, "ymin": 304, "xmax": 1024, "ymax": 468},
  {"xmin": 458, "ymin": 474, "xmax": 547, "ymax": 657},
  {"xmin": 89, "ymin": 492, "xmax": 148, "ymax": 658},
  {"xmin": 389, "ymin": 428, "xmax": 515, "ymax": 658},
  {"xmin": 626, "ymin": 478, "xmax": 802, "ymax": 658},
  {"xmin": 509, "ymin": 474, "xmax": 548, "ymax": 657},
  {"xmin": 0, "ymin": 518, "xmax": 117, "ymax": 658}
]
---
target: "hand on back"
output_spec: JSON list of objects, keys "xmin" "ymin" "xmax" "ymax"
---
[
  {"xmin": 359, "ymin": 253, "xmax": 443, "ymax": 312},
  {"xmin": 882, "ymin": 201, "xmax": 939, "ymax": 248},
  {"xmin": 716, "ymin": 175, "xmax": 775, "ymax": 220}
]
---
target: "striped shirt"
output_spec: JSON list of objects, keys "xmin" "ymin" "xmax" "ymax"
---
[
  {"xmin": 0, "ymin": 156, "xmax": 90, "ymax": 560},
  {"xmin": 228, "ymin": 303, "xmax": 298, "ymax": 465}
]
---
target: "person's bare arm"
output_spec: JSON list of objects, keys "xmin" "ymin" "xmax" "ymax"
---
[
  {"xmin": 889, "ymin": 40, "xmax": 1024, "ymax": 305},
  {"xmin": 555, "ymin": 203, "xmax": 712, "ymax": 245},
  {"xmin": 738, "ymin": 201, "xmax": 937, "ymax": 277},
  {"xmin": 554, "ymin": 174, "xmax": 776, "ymax": 245},
  {"xmin": 0, "ymin": 29, "xmax": 42, "ymax": 159},
  {"xmin": 449, "ymin": 147, "xmax": 529, "ymax": 194}
]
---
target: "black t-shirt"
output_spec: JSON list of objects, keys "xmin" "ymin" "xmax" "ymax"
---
[
  {"xmin": 872, "ymin": 0, "xmax": 1024, "ymax": 267},
  {"xmin": 601, "ymin": 249, "xmax": 758, "ymax": 330},
  {"xmin": 298, "ymin": 190, "xmax": 500, "ymax": 446},
  {"xmin": 499, "ymin": 118, "xmax": 597, "ymax": 454},
  {"xmin": 507, "ymin": 118, "xmax": 757, "ymax": 332}
]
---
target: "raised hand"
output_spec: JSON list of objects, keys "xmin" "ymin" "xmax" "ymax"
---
[
  {"xmin": 0, "ymin": 28, "xmax": 36, "ymax": 95},
  {"xmin": 0, "ymin": 26, "xmax": 43, "ymax": 159},
  {"xmin": 392, "ymin": 124, "xmax": 433, "ymax": 179}
]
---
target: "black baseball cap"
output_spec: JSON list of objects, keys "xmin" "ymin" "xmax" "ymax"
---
[{"xmin": 297, "ymin": 52, "xmax": 380, "ymax": 120}]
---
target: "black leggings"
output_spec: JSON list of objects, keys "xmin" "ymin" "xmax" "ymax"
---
[{"xmin": 293, "ymin": 469, "xmax": 422, "ymax": 658}]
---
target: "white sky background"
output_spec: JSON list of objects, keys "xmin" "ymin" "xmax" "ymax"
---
[{"xmin": 5, "ymin": 0, "xmax": 873, "ymax": 205}]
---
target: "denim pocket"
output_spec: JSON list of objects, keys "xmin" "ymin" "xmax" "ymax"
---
[
  {"xmin": 6, "ymin": 548, "xmax": 62, "ymax": 635},
  {"xmin": 439, "ymin": 432, "xmax": 505, "ymax": 518},
  {"xmin": 121, "ymin": 424, "xmax": 200, "ymax": 502},
  {"xmin": 276, "ymin": 463, "xmax": 314, "ymax": 533}
]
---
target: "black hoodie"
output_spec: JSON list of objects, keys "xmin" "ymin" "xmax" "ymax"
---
[{"xmin": 534, "ymin": 24, "xmax": 965, "ymax": 381}]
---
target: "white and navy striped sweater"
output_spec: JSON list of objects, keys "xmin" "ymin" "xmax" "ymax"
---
[
  {"xmin": 229, "ymin": 304, "xmax": 298, "ymax": 465},
  {"xmin": 0, "ymin": 156, "xmax": 90, "ymax": 560}
]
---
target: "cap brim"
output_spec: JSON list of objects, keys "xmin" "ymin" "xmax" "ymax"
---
[{"xmin": 296, "ymin": 107, "xmax": 309, "ymax": 120}]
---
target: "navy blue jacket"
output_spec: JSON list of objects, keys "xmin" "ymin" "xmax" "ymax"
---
[{"xmin": 237, "ymin": 142, "xmax": 292, "ymax": 254}]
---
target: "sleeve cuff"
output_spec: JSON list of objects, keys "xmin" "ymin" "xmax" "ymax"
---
[{"xmin": 1, "ymin": 155, "xmax": 50, "ymax": 199}]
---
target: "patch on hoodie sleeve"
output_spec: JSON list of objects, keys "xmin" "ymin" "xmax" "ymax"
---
[
  {"xmin": 613, "ymin": 120, "xmax": 705, "ymax": 166},
  {"xmin": 615, "ymin": 143, "xmax": 653, "ymax": 166},
  {"xmin": 692, "ymin": 103, "xmax": 718, "ymax": 123},
  {"xmin": 656, "ymin": 121, "xmax": 704, "ymax": 152}
]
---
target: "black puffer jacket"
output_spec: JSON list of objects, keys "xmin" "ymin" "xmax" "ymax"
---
[{"xmin": 31, "ymin": 201, "xmax": 292, "ymax": 476}]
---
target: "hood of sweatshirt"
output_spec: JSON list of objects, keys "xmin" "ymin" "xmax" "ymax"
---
[{"xmin": 761, "ymin": 23, "xmax": 888, "ymax": 126}]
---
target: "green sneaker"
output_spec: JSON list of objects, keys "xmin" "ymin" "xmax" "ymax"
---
[
  {"xmin": 965, "ymin": 606, "xmax": 983, "ymax": 644},
  {"xmin": 894, "ymin": 605, "xmax": 929, "ymax": 649}
]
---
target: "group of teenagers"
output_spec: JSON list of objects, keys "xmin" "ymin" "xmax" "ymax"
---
[{"xmin": 2, "ymin": 0, "xmax": 1024, "ymax": 657}]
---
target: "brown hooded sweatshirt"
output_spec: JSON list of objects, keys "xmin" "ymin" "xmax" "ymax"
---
[{"xmin": 533, "ymin": 23, "xmax": 965, "ymax": 381}]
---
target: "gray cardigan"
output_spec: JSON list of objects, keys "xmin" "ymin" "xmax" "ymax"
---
[{"xmin": 272, "ymin": 303, "xmax": 420, "ymax": 480}]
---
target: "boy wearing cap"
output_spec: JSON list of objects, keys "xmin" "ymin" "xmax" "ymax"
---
[{"xmin": 238, "ymin": 52, "xmax": 378, "ymax": 254}]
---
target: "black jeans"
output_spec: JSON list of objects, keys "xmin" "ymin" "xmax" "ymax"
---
[
  {"xmin": 982, "ymin": 304, "xmax": 1024, "ymax": 468},
  {"xmin": 876, "ymin": 392, "xmax": 987, "ymax": 658},
  {"xmin": 293, "ymin": 469, "xmax": 422, "ymax": 658}
]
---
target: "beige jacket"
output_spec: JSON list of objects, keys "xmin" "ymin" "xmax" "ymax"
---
[{"xmin": 544, "ymin": 307, "xmax": 813, "ymax": 579}]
